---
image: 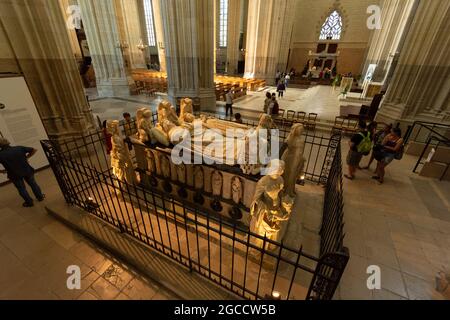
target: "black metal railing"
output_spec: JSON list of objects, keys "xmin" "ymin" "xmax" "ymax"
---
[
  {"xmin": 41, "ymin": 119, "xmax": 348, "ymax": 300},
  {"xmin": 403, "ymin": 121, "xmax": 450, "ymax": 179}
]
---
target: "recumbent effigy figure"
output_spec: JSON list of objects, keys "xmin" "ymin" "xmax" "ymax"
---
[
  {"xmin": 136, "ymin": 107, "xmax": 170, "ymax": 146},
  {"xmin": 107, "ymin": 120, "xmax": 137, "ymax": 185}
]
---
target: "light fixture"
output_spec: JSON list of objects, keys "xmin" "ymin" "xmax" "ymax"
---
[
  {"xmin": 271, "ymin": 291, "xmax": 281, "ymax": 300},
  {"xmin": 137, "ymin": 39, "xmax": 148, "ymax": 52},
  {"xmin": 85, "ymin": 196, "xmax": 100, "ymax": 212},
  {"xmin": 299, "ymin": 174, "xmax": 306, "ymax": 186},
  {"xmin": 264, "ymin": 290, "xmax": 282, "ymax": 300}
]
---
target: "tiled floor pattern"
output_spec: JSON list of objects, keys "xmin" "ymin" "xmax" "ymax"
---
[{"xmin": 0, "ymin": 170, "xmax": 178, "ymax": 300}]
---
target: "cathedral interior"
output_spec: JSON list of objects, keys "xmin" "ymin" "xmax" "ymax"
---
[{"xmin": 0, "ymin": 0, "xmax": 449, "ymax": 302}]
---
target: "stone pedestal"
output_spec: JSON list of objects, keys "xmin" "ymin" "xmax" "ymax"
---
[
  {"xmin": 78, "ymin": 0, "xmax": 133, "ymax": 97},
  {"xmin": 0, "ymin": 0, "xmax": 95, "ymax": 139},
  {"xmin": 376, "ymin": 0, "xmax": 450, "ymax": 126},
  {"xmin": 244, "ymin": 0, "xmax": 296, "ymax": 85},
  {"xmin": 159, "ymin": 0, "xmax": 216, "ymax": 111}
]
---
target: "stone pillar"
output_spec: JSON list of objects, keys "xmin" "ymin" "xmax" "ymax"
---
[
  {"xmin": 151, "ymin": 0, "xmax": 167, "ymax": 72},
  {"xmin": 244, "ymin": 0, "xmax": 296, "ymax": 85},
  {"xmin": 376, "ymin": 0, "xmax": 450, "ymax": 126},
  {"xmin": 59, "ymin": 0, "xmax": 83, "ymax": 62},
  {"xmin": 361, "ymin": 0, "xmax": 415, "ymax": 84},
  {"xmin": 115, "ymin": 0, "xmax": 146, "ymax": 69},
  {"xmin": 0, "ymin": 0, "xmax": 95, "ymax": 139},
  {"xmin": 78, "ymin": 0, "xmax": 132, "ymax": 97},
  {"xmin": 159, "ymin": 0, "xmax": 216, "ymax": 111},
  {"xmin": 226, "ymin": 0, "xmax": 243, "ymax": 75}
]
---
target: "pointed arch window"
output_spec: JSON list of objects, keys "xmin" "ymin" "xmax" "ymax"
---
[
  {"xmin": 319, "ymin": 10, "xmax": 342, "ymax": 40},
  {"xmin": 143, "ymin": 0, "xmax": 156, "ymax": 47},
  {"xmin": 219, "ymin": 0, "xmax": 228, "ymax": 47}
]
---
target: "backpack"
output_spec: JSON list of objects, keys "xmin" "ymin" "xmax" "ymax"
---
[
  {"xmin": 271, "ymin": 102, "xmax": 279, "ymax": 115},
  {"xmin": 395, "ymin": 143, "xmax": 404, "ymax": 160},
  {"xmin": 357, "ymin": 132, "xmax": 372, "ymax": 155}
]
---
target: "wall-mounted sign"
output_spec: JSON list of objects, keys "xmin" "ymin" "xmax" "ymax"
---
[{"xmin": 0, "ymin": 77, "xmax": 49, "ymax": 184}]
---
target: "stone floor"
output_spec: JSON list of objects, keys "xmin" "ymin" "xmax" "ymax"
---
[
  {"xmin": 336, "ymin": 137, "xmax": 450, "ymax": 300},
  {"xmin": 0, "ymin": 170, "xmax": 179, "ymax": 300}
]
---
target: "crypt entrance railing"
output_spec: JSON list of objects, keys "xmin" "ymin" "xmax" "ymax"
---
[{"xmin": 40, "ymin": 118, "xmax": 348, "ymax": 300}]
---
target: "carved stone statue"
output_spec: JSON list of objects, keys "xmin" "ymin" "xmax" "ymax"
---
[
  {"xmin": 107, "ymin": 120, "xmax": 136, "ymax": 184},
  {"xmin": 179, "ymin": 98, "xmax": 195, "ymax": 125},
  {"xmin": 160, "ymin": 154, "xmax": 172, "ymax": 192},
  {"xmin": 147, "ymin": 150, "xmax": 156, "ymax": 173},
  {"xmin": 136, "ymin": 107, "xmax": 153, "ymax": 143},
  {"xmin": 176, "ymin": 163, "xmax": 186, "ymax": 184},
  {"xmin": 256, "ymin": 113, "xmax": 277, "ymax": 131},
  {"xmin": 211, "ymin": 170, "xmax": 223, "ymax": 197},
  {"xmin": 160, "ymin": 154, "xmax": 171, "ymax": 178},
  {"xmin": 250, "ymin": 160, "xmax": 293, "ymax": 247},
  {"xmin": 281, "ymin": 123, "xmax": 305, "ymax": 197},
  {"xmin": 194, "ymin": 166, "xmax": 204, "ymax": 190},
  {"xmin": 231, "ymin": 176, "xmax": 243, "ymax": 205},
  {"xmin": 157, "ymin": 100, "xmax": 191, "ymax": 143},
  {"xmin": 239, "ymin": 114, "xmax": 278, "ymax": 175},
  {"xmin": 157, "ymin": 100, "xmax": 180, "ymax": 126},
  {"xmin": 136, "ymin": 107, "xmax": 170, "ymax": 146}
]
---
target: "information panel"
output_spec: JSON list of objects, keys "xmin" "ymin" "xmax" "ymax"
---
[{"xmin": 0, "ymin": 76, "xmax": 49, "ymax": 184}]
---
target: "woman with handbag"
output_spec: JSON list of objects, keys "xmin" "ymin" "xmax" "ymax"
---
[
  {"xmin": 373, "ymin": 127, "xmax": 404, "ymax": 184},
  {"xmin": 363, "ymin": 123, "xmax": 392, "ymax": 170}
]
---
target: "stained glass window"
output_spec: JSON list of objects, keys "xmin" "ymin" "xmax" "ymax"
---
[
  {"xmin": 144, "ymin": 0, "xmax": 156, "ymax": 47},
  {"xmin": 219, "ymin": 0, "xmax": 228, "ymax": 47},
  {"xmin": 319, "ymin": 10, "xmax": 342, "ymax": 40}
]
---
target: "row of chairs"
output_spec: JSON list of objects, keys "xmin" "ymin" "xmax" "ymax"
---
[
  {"xmin": 215, "ymin": 83, "xmax": 247, "ymax": 101},
  {"xmin": 278, "ymin": 109, "xmax": 318, "ymax": 122},
  {"xmin": 134, "ymin": 80, "xmax": 167, "ymax": 96},
  {"xmin": 276, "ymin": 109, "xmax": 318, "ymax": 130},
  {"xmin": 332, "ymin": 116, "xmax": 359, "ymax": 134}
]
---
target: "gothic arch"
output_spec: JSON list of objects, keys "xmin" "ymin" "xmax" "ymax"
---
[{"xmin": 316, "ymin": 2, "xmax": 349, "ymax": 41}]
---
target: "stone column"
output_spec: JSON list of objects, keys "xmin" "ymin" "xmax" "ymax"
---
[
  {"xmin": 151, "ymin": 0, "xmax": 167, "ymax": 72},
  {"xmin": 0, "ymin": 0, "xmax": 95, "ymax": 139},
  {"xmin": 361, "ymin": 0, "xmax": 415, "ymax": 84},
  {"xmin": 226, "ymin": 0, "xmax": 242, "ymax": 75},
  {"xmin": 115, "ymin": 0, "xmax": 146, "ymax": 69},
  {"xmin": 78, "ymin": 0, "xmax": 132, "ymax": 97},
  {"xmin": 59, "ymin": 0, "xmax": 83, "ymax": 62},
  {"xmin": 244, "ymin": 0, "xmax": 296, "ymax": 85},
  {"xmin": 376, "ymin": 0, "xmax": 450, "ymax": 126},
  {"xmin": 159, "ymin": 0, "xmax": 216, "ymax": 111}
]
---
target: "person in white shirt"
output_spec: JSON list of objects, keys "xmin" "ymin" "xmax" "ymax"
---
[
  {"xmin": 285, "ymin": 73, "xmax": 291, "ymax": 87},
  {"xmin": 225, "ymin": 90, "xmax": 234, "ymax": 116}
]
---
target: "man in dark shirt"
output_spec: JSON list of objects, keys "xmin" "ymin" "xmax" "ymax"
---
[{"xmin": 0, "ymin": 138, "xmax": 45, "ymax": 207}]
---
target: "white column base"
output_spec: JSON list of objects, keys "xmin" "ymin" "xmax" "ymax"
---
[{"xmin": 96, "ymin": 77, "xmax": 133, "ymax": 97}]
